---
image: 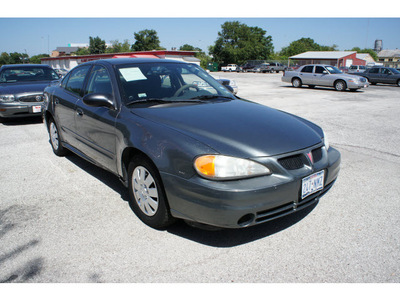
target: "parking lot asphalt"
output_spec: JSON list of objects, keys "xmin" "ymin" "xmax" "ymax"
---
[{"xmin": 1, "ymin": 72, "xmax": 399, "ymax": 283}]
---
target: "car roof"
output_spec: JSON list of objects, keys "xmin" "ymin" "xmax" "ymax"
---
[
  {"xmin": 87, "ymin": 58, "xmax": 188, "ymax": 66},
  {"xmin": 1, "ymin": 64, "xmax": 50, "ymax": 68}
]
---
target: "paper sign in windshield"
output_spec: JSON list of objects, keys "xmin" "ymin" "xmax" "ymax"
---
[{"xmin": 119, "ymin": 67, "xmax": 147, "ymax": 82}]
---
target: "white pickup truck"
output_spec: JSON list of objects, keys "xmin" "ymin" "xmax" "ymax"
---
[{"xmin": 221, "ymin": 64, "xmax": 238, "ymax": 72}]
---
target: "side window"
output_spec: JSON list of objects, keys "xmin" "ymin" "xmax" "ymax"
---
[
  {"xmin": 64, "ymin": 65, "xmax": 91, "ymax": 97},
  {"xmin": 315, "ymin": 66, "xmax": 326, "ymax": 74},
  {"xmin": 380, "ymin": 68, "xmax": 389, "ymax": 74},
  {"xmin": 60, "ymin": 72, "xmax": 71, "ymax": 88},
  {"xmin": 85, "ymin": 65, "xmax": 113, "ymax": 96},
  {"xmin": 301, "ymin": 66, "xmax": 314, "ymax": 73},
  {"xmin": 369, "ymin": 68, "xmax": 379, "ymax": 74}
]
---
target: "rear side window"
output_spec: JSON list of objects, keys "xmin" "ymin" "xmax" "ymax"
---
[
  {"xmin": 64, "ymin": 65, "xmax": 91, "ymax": 97},
  {"xmin": 301, "ymin": 66, "xmax": 314, "ymax": 73},
  {"xmin": 368, "ymin": 68, "xmax": 379, "ymax": 74}
]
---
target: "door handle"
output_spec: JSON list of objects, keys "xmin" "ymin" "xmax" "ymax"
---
[{"xmin": 76, "ymin": 108, "xmax": 84, "ymax": 116}]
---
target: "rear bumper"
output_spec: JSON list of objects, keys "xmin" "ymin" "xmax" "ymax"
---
[{"xmin": 162, "ymin": 146, "xmax": 341, "ymax": 228}]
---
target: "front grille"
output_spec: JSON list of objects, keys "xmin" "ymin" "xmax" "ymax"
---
[
  {"xmin": 278, "ymin": 147, "xmax": 323, "ymax": 170},
  {"xmin": 312, "ymin": 147, "xmax": 323, "ymax": 163},
  {"xmin": 278, "ymin": 154, "xmax": 307, "ymax": 170},
  {"xmin": 17, "ymin": 94, "xmax": 43, "ymax": 103}
]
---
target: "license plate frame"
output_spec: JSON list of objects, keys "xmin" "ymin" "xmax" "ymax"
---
[{"xmin": 301, "ymin": 170, "xmax": 325, "ymax": 199}]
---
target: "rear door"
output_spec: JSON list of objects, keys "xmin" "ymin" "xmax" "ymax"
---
[
  {"xmin": 298, "ymin": 65, "xmax": 314, "ymax": 85},
  {"xmin": 366, "ymin": 68, "xmax": 380, "ymax": 83},
  {"xmin": 74, "ymin": 64, "xmax": 119, "ymax": 173}
]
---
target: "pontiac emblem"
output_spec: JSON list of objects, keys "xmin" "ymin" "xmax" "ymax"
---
[
  {"xmin": 35, "ymin": 95, "xmax": 42, "ymax": 102},
  {"xmin": 306, "ymin": 152, "xmax": 314, "ymax": 164}
]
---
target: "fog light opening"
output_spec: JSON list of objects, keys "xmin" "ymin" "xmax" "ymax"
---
[{"xmin": 237, "ymin": 214, "xmax": 255, "ymax": 227}]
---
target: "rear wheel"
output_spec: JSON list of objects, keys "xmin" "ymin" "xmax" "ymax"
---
[
  {"xmin": 128, "ymin": 155, "xmax": 174, "ymax": 229},
  {"xmin": 334, "ymin": 80, "xmax": 346, "ymax": 91},
  {"xmin": 48, "ymin": 118, "xmax": 68, "ymax": 156},
  {"xmin": 292, "ymin": 78, "xmax": 302, "ymax": 88},
  {"xmin": 397, "ymin": 79, "xmax": 400, "ymax": 87}
]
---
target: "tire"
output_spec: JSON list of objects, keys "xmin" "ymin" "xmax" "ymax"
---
[
  {"xmin": 292, "ymin": 78, "xmax": 302, "ymax": 88},
  {"xmin": 48, "ymin": 118, "xmax": 68, "ymax": 156},
  {"xmin": 397, "ymin": 79, "xmax": 400, "ymax": 87},
  {"xmin": 334, "ymin": 80, "xmax": 346, "ymax": 91},
  {"xmin": 128, "ymin": 155, "xmax": 174, "ymax": 229}
]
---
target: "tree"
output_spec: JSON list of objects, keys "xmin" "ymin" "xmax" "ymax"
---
[
  {"xmin": 88, "ymin": 36, "xmax": 107, "ymax": 54},
  {"xmin": 0, "ymin": 52, "xmax": 28, "ymax": 66},
  {"xmin": 29, "ymin": 54, "xmax": 49, "ymax": 64},
  {"xmin": 179, "ymin": 44, "xmax": 212, "ymax": 69},
  {"xmin": 106, "ymin": 39, "xmax": 131, "ymax": 53},
  {"xmin": 75, "ymin": 47, "xmax": 90, "ymax": 55},
  {"xmin": 347, "ymin": 47, "xmax": 378, "ymax": 61},
  {"xmin": 280, "ymin": 38, "xmax": 320, "ymax": 58},
  {"xmin": 209, "ymin": 21, "xmax": 274, "ymax": 64},
  {"xmin": 131, "ymin": 29, "xmax": 164, "ymax": 51}
]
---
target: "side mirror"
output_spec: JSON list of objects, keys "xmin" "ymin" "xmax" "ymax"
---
[
  {"xmin": 322, "ymin": 70, "xmax": 329, "ymax": 74},
  {"xmin": 83, "ymin": 93, "xmax": 114, "ymax": 109}
]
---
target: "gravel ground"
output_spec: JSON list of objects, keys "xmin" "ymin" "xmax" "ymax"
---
[{"xmin": 1, "ymin": 72, "xmax": 399, "ymax": 285}]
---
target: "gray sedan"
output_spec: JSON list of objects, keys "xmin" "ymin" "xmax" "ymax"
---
[
  {"xmin": 282, "ymin": 64, "xmax": 369, "ymax": 91},
  {"xmin": 43, "ymin": 58, "xmax": 340, "ymax": 229}
]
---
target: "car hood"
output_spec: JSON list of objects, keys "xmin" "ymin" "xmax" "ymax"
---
[
  {"xmin": 131, "ymin": 99, "xmax": 323, "ymax": 158},
  {"xmin": 337, "ymin": 73, "xmax": 365, "ymax": 79},
  {"xmin": 0, "ymin": 81, "xmax": 51, "ymax": 95}
]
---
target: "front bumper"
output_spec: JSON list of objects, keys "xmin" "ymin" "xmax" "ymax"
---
[
  {"xmin": 0, "ymin": 102, "xmax": 43, "ymax": 118},
  {"xmin": 347, "ymin": 80, "xmax": 369, "ymax": 89},
  {"xmin": 161, "ymin": 145, "xmax": 341, "ymax": 228}
]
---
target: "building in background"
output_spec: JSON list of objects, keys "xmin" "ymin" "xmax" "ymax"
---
[
  {"xmin": 41, "ymin": 50, "xmax": 200, "ymax": 70},
  {"xmin": 377, "ymin": 49, "xmax": 400, "ymax": 68},
  {"xmin": 288, "ymin": 51, "xmax": 368, "ymax": 68}
]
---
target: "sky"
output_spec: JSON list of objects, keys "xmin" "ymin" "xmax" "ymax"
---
[{"xmin": 1, "ymin": 2, "xmax": 399, "ymax": 57}]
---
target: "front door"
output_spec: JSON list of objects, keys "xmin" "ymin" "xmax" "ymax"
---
[{"xmin": 74, "ymin": 65, "xmax": 118, "ymax": 173}]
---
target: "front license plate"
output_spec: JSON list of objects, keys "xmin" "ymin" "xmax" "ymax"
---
[
  {"xmin": 32, "ymin": 105, "xmax": 42, "ymax": 113},
  {"xmin": 301, "ymin": 170, "xmax": 325, "ymax": 199}
]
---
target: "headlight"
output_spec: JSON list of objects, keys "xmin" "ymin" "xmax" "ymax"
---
[
  {"xmin": 194, "ymin": 155, "xmax": 271, "ymax": 180},
  {"xmin": 0, "ymin": 94, "xmax": 15, "ymax": 102},
  {"xmin": 323, "ymin": 131, "xmax": 330, "ymax": 150}
]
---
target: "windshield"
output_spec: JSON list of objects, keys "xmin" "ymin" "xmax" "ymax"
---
[
  {"xmin": 116, "ymin": 62, "xmax": 235, "ymax": 105},
  {"xmin": 389, "ymin": 68, "xmax": 400, "ymax": 74},
  {"xmin": 0, "ymin": 66, "xmax": 59, "ymax": 83},
  {"xmin": 325, "ymin": 66, "xmax": 342, "ymax": 74}
]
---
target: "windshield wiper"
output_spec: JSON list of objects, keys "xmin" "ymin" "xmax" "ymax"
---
[
  {"xmin": 125, "ymin": 98, "xmax": 207, "ymax": 106},
  {"xmin": 190, "ymin": 95, "xmax": 233, "ymax": 101}
]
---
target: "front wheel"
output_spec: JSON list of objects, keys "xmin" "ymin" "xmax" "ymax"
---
[
  {"xmin": 128, "ymin": 155, "xmax": 174, "ymax": 229},
  {"xmin": 48, "ymin": 118, "xmax": 68, "ymax": 156},
  {"xmin": 334, "ymin": 80, "xmax": 347, "ymax": 91}
]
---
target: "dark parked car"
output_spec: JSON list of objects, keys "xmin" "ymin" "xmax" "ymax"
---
[
  {"xmin": 43, "ymin": 58, "xmax": 340, "ymax": 229},
  {"xmin": 0, "ymin": 64, "xmax": 60, "ymax": 119},
  {"xmin": 360, "ymin": 67, "xmax": 400, "ymax": 86}
]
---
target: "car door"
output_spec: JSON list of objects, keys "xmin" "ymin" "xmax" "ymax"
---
[
  {"xmin": 380, "ymin": 68, "xmax": 394, "ymax": 84},
  {"xmin": 74, "ymin": 64, "xmax": 119, "ymax": 173},
  {"xmin": 366, "ymin": 68, "xmax": 380, "ymax": 83},
  {"xmin": 298, "ymin": 65, "xmax": 314, "ymax": 85},
  {"xmin": 313, "ymin": 66, "xmax": 332, "ymax": 86},
  {"xmin": 52, "ymin": 65, "xmax": 92, "ymax": 147}
]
